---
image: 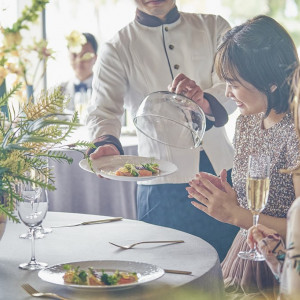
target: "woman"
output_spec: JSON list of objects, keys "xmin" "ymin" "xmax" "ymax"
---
[
  {"xmin": 247, "ymin": 67, "xmax": 300, "ymax": 300},
  {"xmin": 170, "ymin": 15, "xmax": 300, "ymax": 299}
]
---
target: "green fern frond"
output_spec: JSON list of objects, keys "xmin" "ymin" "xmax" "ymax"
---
[
  {"xmin": 45, "ymin": 151, "xmax": 74, "ymax": 164},
  {"xmin": 0, "ymin": 204, "xmax": 19, "ymax": 223},
  {"xmin": 0, "ymin": 83, "xmax": 22, "ymax": 108},
  {"xmin": 16, "ymin": 174, "xmax": 55, "ymax": 191},
  {"xmin": 67, "ymin": 141, "xmax": 95, "ymax": 149}
]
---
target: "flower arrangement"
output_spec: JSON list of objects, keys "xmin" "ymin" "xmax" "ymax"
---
[
  {"xmin": 0, "ymin": 84, "xmax": 92, "ymax": 222},
  {"xmin": 0, "ymin": 0, "xmax": 94, "ymax": 223},
  {"xmin": 0, "ymin": 0, "xmax": 53, "ymax": 100}
]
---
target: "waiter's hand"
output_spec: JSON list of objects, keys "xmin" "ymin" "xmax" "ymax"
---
[
  {"xmin": 89, "ymin": 144, "xmax": 120, "ymax": 160},
  {"xmin": 168, "ymin": 73, "xmax": 211, "ymax": 115},
  {"xmin": 88, "ymin": 144, "xmax": 120, "ymax": 179}
]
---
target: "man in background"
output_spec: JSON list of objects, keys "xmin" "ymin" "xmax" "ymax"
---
[{"xmin": 60, "ymin": 32, "xmax": 98, "ymax": 122}]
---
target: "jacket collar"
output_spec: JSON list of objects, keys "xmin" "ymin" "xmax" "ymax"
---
[{"xmin": 135, "ymin": 6, "xmax": 180, "ymax": 27}]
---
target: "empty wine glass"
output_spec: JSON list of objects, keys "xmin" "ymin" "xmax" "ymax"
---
[
  {"xmin": 238, "ymin": 154, "xmax": 271, "ymax": 261},
  {"xmin": 19, "ymin": 226, "xmax": 46, "ymax": 239},
  {"xmin": 19, "ymin": 224, "xmax": 52, "ymax": 239},
  {"xmin": 17, "ymin": 181, "xmax": 49, "ymax": 270}
]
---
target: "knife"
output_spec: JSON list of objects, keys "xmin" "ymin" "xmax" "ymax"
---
[
  {"xmin": 51, "ymin": 217, "xmax": 123, "ymax": 228},
  {"xmin": 164, "ymin": 269, "xmax": 193, "ymax": 275}
]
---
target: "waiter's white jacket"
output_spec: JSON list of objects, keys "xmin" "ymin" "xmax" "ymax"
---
[{"xmin": 87, "ymin": 10, "xmax": 237, "ymax": 185}]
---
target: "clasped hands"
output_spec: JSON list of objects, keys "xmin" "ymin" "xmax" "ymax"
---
[{"xmin": 186, "ymin": 169, "xmax": 239, "ymax": 224}]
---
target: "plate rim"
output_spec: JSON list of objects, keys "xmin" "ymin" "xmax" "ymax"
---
[
  {"xmin": 79, "ymin": 155, "xmax": 178, "ymax": 181},
  {"xmin": 38, "ymin": 259, "xmax": 165, "ymax": 290}
]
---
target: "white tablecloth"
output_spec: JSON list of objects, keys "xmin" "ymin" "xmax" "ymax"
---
[
  {"xmin": 0, "ymin": 212, "xmax": 224, "ymax": 300},
  {"xmin": 48, "ymin": 133, "xmax": 138, "ymax": 219}
]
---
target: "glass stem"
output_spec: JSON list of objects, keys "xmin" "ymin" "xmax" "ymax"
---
[
  {"xmin": 253, "ymin": 213, "xmax": 259, "ymax": 226},
  {"xmin": 253, "ymin": 213, "xmax": 260, "ymax": 253},
  {"xmin": 29, "ymin": 227, "xmax": 37, "ymax": 264}
]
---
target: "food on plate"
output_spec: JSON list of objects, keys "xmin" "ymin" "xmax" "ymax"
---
[
  {"xmin": 115, "ymin": 162, "xmax": 159, "ymax": 177},
  {"xmin": 63, "ymin": 264, "xmax": 138, "ymax": 286}
]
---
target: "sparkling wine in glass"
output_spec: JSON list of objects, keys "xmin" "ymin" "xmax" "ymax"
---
[
  {"xmin": 17, "ymin": 181, "xmax": 48, "ymax": 270},
  {"xmin": 238, "ymin": 154, "xmax": 270, "ymax": 261}
]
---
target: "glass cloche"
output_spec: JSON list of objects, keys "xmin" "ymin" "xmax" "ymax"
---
[{"xmin": 133, "ymin": 91, "xmax": 206, "ymax": 149}]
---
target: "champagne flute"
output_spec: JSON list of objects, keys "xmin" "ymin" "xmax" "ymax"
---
[
  {"xmin": 238, "ymin": 154, "xmax": 271, "ymax": 261},
  {"xmin": 17, "ymin": 181, "xmax": 48, "ymax": 270}
]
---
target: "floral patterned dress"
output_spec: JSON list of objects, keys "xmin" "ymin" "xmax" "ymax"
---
[
  {"xmin": 280, "ymin": 197, "xmax": 300, "ymax": 299},
  {"xmin": 221, "ymin": 113, "xmax": 300, "ymax": 300}
]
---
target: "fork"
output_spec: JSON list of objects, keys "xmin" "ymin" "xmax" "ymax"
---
[
  {"xmin": 21, "ymin": 283, "xmax": 69, "ymax": 300},
  {"xmin": 109, "ymin": 240, "xmax": 184, "ymax": 249}
]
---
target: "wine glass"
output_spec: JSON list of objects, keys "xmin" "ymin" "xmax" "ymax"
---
[
  {"xmin": 17, "ymin": 181, "xmax": 49, "ymax": 270},
  {"xmin": 19, "ymin": 223, "xmax": 52, "ymax": 239},
  {"xmin": 238, "ymin": 154, "xmax": 271, "ymax": 261}
]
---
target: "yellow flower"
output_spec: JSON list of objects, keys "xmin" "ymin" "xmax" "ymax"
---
[
  {"xmin": 81, "ymin": 52, "xmax": 95, "ymax": 61},
  {"xmin": 0, "ymin": 66, "xmax": 8, "ymax": 86},
  {"xmin": 3, "ymin": 31, "xmax": 22, "ymax": 49},
  {"xmin": 0, "ymin": 151, "xmax": 29, "ymax": 175},
  {"xmin": 65, "ymin": 30, "xmax": 87, "ymax": 54},
  {"xmin": 29, "ymin": 39, "xmax": 55, "ymax": 60}
]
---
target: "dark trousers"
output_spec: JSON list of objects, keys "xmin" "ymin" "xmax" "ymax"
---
[{"xmin": 137, "ymin": 150, "xmax": 238, "ymax": 262}]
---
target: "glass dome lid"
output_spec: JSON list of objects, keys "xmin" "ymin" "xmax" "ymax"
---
[{"xmin": 133, "ymin": 91, "xmax": 206, "ymax": 149}]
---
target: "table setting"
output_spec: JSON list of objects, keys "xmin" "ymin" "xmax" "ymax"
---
[
  {"xmin": 0, "ymin": 91, "xmax": 225, "ymax": 299},
  {"xmin": 0, "ymin": 210, "xmax": 224, "ymax": 300}
]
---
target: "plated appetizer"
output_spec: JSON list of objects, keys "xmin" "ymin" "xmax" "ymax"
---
[
  {"xmin": 115, "ymin": 162, "xmax": 159, "ymax": 177},
  {"xmin": 63, "ymin": 264, "xmax": 138, "ymax": 286}
]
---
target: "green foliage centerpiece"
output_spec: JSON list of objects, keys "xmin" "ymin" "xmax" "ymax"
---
[{"xmin": 0, "ymin": 84, "xmax": 92, "ymax": 222}]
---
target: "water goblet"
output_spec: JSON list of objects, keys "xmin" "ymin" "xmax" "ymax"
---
[
  {"xmin": 17, "ymin": 182, "xmax": 49, "ymax": 270},
  {"xmin": 238, "ymin": 154, "xmax": 271, "ymax": 261},
  {"xmin": 19, "ymin": 226, "xmax": 45, "ymax": 239},
  {"xmin": 19, "ymin": 224, "xmax": 52, "ymax": 239}
]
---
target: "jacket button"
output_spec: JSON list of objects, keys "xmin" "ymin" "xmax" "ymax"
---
[
  {"xmin": 165, "ymin": 27, "xmax": 169, "ymax": 31},
  {"xmin": 174, "ymin": 64, "xmax": 180, "ymax": 70},
  {"xmin": 169, "ymin": 44, "xmax": 174, "ymax": 50}
]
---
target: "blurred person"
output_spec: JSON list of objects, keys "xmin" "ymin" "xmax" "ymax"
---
[
  {"xmin": 184, "ymin": 15, "xmax": 300, "ymax": 299},
  {"xmin": 86, "ymin": 0, "xmax": 238, "ymax": 262},
  {"xmin": 247, "ymin": 66, "xmax": 300, "ymax": 300},
  {"xmin": 60, "ymin": 32, "xmax": 98, "ymax": 122}
]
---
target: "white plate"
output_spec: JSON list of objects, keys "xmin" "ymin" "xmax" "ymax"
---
[
  {"xmin": 79, "ymin": 155, "xmax": 178, "ymax": 181},
  {"xmin": 38, "ymin": 260, "xmax": 165, "ymax": 290}
]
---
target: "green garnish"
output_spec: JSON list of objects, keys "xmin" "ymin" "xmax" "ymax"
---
[
  {"xmin": 100, "ymin": 270, "xmax": 120, "ymax": 285},
  {"xmin": 124, "ymin": 163, "xmax": 139, "ymax": 176}
]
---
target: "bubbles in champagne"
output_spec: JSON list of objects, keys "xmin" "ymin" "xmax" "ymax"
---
[{"xmin": 246, "ymin": 177, "xmax": 270, "ymax": 214}]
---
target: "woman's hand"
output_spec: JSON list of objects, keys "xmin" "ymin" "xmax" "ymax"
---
[
  {"xmin": 186, "ymin": 169, "xmax": 240, "ymax": 224},
  {"xmin": 247, "ymin": 224, "xmax": 285, "ymax": 278},
  {"xmin": 247, "ymin": 224, "xmax": 279, "ymax": 250},
  {"xmin": 196, "ymin": 169, "xmax": 227, "ymax": 192},
  {"xmin": 168, "ymin": 73, "xmax": 211, "ymax": 115}
]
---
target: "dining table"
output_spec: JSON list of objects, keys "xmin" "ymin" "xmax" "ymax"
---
[
  {"xmin": 0, "ymin": 211, "xmax": 225, "ymax": 300},
  {"xmin": 47, "ymin": 129, "xmax": 139, "ymax": 220}
]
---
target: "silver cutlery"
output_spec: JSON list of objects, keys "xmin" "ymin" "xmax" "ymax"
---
[
  {"xmin": 109, "ymin": 240, "xmax": 184, "ymax": 249},
  {"xmin": 164, "ymin": 269, "xmax": 193, "ymax": 275},
  {"xmin": 51, "ymin": 217, "xmax": 123, "ymax": 228},
  {"xmin": 21, "ymin": 283, "xmax": 69, "ymax": 300}
]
